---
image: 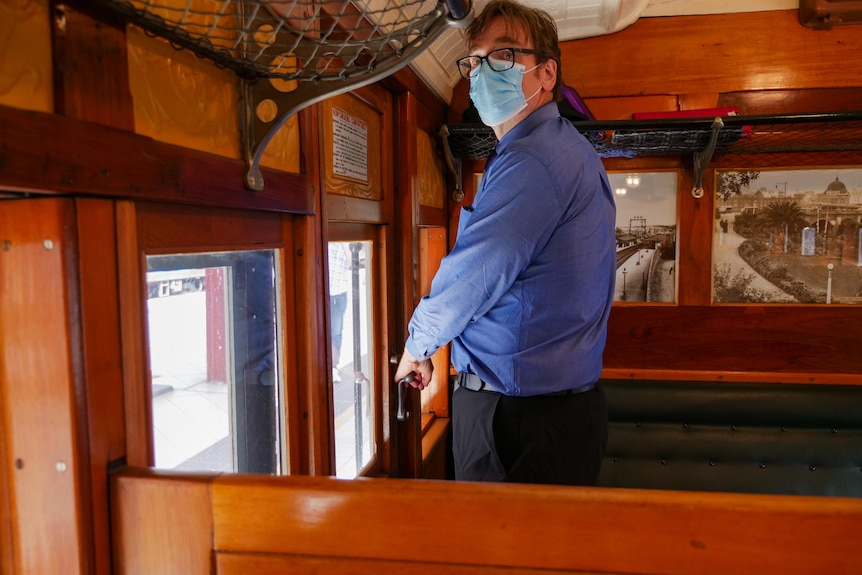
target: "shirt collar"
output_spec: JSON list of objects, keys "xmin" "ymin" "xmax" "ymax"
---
[{"xmin": 495, "ymin": 101, "xmax": 561, "ymax": 154}]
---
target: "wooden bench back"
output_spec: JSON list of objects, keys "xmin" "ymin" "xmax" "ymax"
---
[{"xmin": 111, "ymin": 468, "xmax": 862, "ymax": 575}]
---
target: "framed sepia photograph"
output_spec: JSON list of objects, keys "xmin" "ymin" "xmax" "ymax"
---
[
  {"xmin": 608, "ymin": 171, "xmax": 678, "ymax": 303},
  {"xmin": 713, "ymin": 167, "xmax": 862, "ymax": 304}
]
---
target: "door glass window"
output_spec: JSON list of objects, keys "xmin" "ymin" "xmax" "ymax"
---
[
  {"xmin": 328, "ymin": 241, "xmax": 375, "ymax": 478},
  {"xmin": 146, "ymin": 250, "xmax": 283, "ymax": 473}
]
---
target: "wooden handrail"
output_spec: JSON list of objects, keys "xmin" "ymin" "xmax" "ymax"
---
[{"xmin": 111, "ymin": 467, "xmax": 862, "ymax": 575}]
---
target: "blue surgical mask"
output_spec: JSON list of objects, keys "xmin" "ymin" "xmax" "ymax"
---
[{"xmin": 469, "ymin": 58, "xmax": 541, "ymax": 127}]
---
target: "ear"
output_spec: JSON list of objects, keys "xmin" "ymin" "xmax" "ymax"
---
[{"xmin": 539, "ymin": 59, "xmax": 557, "ymax": 91}]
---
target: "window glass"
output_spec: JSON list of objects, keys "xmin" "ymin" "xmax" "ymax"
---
[
  {"xmin": 328, "ymin": 241, "xmax": 375, "ymax": 478},
  {"xmin": 146, "ymin": 250, "xmax": 283, "ymax": 473}
]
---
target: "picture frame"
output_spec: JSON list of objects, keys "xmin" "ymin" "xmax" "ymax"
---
[
  {"xmin": 713, "ymin": 167, "xmax": 862, "ymax": 304},
  {"xmin": 608, "ymin": 171, "xmax": 678, "ymax": 303}
]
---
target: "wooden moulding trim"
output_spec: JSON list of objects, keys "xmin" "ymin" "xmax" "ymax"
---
[
  {"xmin": 0, "ymin": 104, "xmax": 311, "ymax": 214},
  {"xmin": 601, "ymin": 368, "xmax": 862, "ymax": 385}
]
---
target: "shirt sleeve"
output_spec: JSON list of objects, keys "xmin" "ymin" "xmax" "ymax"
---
[{"xmin": 406, "ymin": 149, "xmax": 564, "ymax": 359}]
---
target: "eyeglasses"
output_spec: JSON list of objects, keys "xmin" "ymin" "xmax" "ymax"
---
[{"xmin": 456, "ymin": 47, "xmax": 538, "ymax": 80}]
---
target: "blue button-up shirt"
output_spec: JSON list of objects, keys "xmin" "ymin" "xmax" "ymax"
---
[{"xmin": 406, "ymin": 103, "xmax": 616, "ymax": 396}]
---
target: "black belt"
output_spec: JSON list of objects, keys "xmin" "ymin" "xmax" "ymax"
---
[{"xmin": 456, "ymin": 373, "xmax": 594, "ymax": 397}]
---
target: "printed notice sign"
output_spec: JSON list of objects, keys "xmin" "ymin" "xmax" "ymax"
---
[{"xmin": 332, "ymin": 107, "xmax": 368, "ymax": 182}]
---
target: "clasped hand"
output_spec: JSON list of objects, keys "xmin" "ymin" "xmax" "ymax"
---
[{"xmin": 394, "ymin": 347, "xmax": 434, "ymax": 390}]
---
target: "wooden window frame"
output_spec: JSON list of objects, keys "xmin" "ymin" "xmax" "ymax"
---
[{"xmin": 117, "ymin": 201, "xmax": 302, "ymax": 473}]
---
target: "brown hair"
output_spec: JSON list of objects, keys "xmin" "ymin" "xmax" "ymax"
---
[{"xmin": 464, "ymin": 0, "xmax": 562, "ymax": 99}]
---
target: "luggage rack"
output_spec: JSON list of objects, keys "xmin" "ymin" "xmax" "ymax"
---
[
  {"xmin": 94, "ymin": 0, "xmax": 472, "ymax": 191},
  {"xmin": 440, "ymin": 111, "xmax": 862, "ymax": 199}
]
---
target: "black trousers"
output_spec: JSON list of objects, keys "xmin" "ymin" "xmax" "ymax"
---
[{"xmin": 452, "ymin": 383, "xmax": 607, "ymax": 485}]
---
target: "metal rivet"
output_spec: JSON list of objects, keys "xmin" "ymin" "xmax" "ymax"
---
[
  {"xmin": 661, "ymin": 458, "xmax": 668, "ymax": 465},
  {"xmin": 682, "ymin": 423, "xmax": 688, "ymax": 429},
  {"xmin": 708, "ymin": 461, "xmax": 716, "ymax": 467},
  {"xmin": 759, "ymin": 463, "xmax": 766, "ymax": 469},
  {"xmin": 56, "ymin": 461, "xmax": 67, "ymax": 472},
  {"xmin": 731, "ymin": 425, "xmax": 738, "ymax": 431},
  {"xmin": 809, "ymin": 465, "xmax": 816, "ymax": 471},
  {"xmin": 781, "ymin": 426, "xmax": 787, "ymax": 432},
  {"xmin": 43, "ymin": 239, "xmax": 54, "ymax": 250},
  {"xmin": 831, "ymin": 428, "xmax": 838, "ymax": 434}
]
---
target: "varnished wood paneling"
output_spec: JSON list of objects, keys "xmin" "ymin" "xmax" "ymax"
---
[
  {"xmin": 204, "ymin": 473, "xmax": 862, "ymax": 575},
  {"xmin": 584, "ymin": 95, "xmax": 680, "ymax": 120},
  {"xmin": 604, "ymin": 306, "xmax": 862, "ymax": 375},
  {"xmin": 51, "ymin": 1, "xmax": 134, "ymax": 130},
  {"xmin": 134, "ymin": 202, "xmax": 284, "ymax": 250},
  {"xmin": 216, "ymin": 552, "xmax": 614, "ymax": 574},
  {"xmin": 293, "ymin": 104, "xmax": 332, "ymax": 476},
  {"xmin": 75, "ymin": 198, "xmax": 127, "ymax": 575},
  {"xmin": 601, "ymin": 367, "xmax": 862, "ymax": 384},
  {"xmin": 115, "ymin": 201, "xmax": 153, "ymax": 467},
  {"xmin": 676, "ymin": 162, "xmax": 712, "ymax": 305},
  {"xmin": 563, "ymin": 10, "xmax": 862, "ymax": 100},
  {"xmin": 0, "ymin": 104, "xmax": 310, "ymax": 213},
  {"xmin": 111, "ymin": 469, "xmax": 215, "ymax": 575},
  {"xmin": 719, "ymin": 88, "xmax": 862, "ymax": 115},
  {"xmin": 0, "ymin": 339, "xmax": 12, "ymax": 575},
  {"xmin": 325, "ymin": 193, "xmax": 386, "ymax": 223},
  {"xmin": 0, "ymin": 198, "xmax": 88, "ymax": 574},
  {"xmin": 108, "ymin": 469, "xmax": 862, "ymax": 574},
  {"xmin": 381, "ymin": 65, "xmax": 448, "ymax": 122}
]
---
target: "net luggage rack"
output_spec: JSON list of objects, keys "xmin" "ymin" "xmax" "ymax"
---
[
  {"xmin": 441, "ymin": 111, "xmax": 862, "ymax": 198},
  {"xmin": 95, "ymin": 0, "xmax": 472, "ymax": 190}
]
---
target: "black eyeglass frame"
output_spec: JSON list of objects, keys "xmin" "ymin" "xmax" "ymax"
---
[{"xmin": 456, "ymin": 47, "xmax": 539, "ymax": 80}]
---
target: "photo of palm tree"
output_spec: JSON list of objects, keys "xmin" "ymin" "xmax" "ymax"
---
[{"xmin": 713, "ymin": 168, "xmax": 862, "ymax": 304}]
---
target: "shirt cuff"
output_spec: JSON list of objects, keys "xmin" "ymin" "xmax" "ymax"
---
[{"xmin": 404, "ymin": 338, "xmax": 429, "ymax": 362}]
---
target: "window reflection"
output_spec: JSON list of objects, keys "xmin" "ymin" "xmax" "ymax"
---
[
  {"xmin": 328, "ymin": 241, "xmax": 375, "ymax": 477},
  {"xmin": 146, "ymin": 250, "xmax": 282, "ymax": 474}
]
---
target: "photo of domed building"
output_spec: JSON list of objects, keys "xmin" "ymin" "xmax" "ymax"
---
[{"xmin": 714, "ymin": 168, "xmax": 862, "ymax": 304}]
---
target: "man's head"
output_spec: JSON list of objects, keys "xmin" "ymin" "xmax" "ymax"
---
[{"xmin": 464, "ymin": 0, "xmax": 562, "ymax": 100}]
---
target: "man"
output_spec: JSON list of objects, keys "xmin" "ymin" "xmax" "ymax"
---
[
  {"xmin": 394, "ymin": 0, "xmax": 616, "ymax": 485},
  {"xmin": 328, "ymin": 242, "xmax": 352, "ymax": 383}
]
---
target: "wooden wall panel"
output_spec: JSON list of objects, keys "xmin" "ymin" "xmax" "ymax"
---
[
  {"xmin": 51, "ymin": 1, "xmax": 134, "ymax": 130},
  {"xmin": 205, "ymin": 473, "xmax": 862, "ymax": 575},
  {"xmin": 0, "ymin": 198, "xmax": 89, "ymax": 574},
  {"xmin": 555, "ymin": 10, "xmax": 862, "ymax": 379},
  {"xmin": 111, "ymin": 470, "xmax": 214, "ymax": 575},
  {"xmin": 0, "ymin": 104, "xmax": 311, "ymax": 214},
  {"xmin": 605, "ymin": 305, "xmax": 862, "ymax": 376},
  {"xmin": 562, "ymin": 10, "xmax": 862, "ymax": 100},
  {"xmin": 216, "ymin": 552, "xmax": 610, "ymax": 574},
  {"xmin": 75, "ymin": 198, "xmax": 128, "ymax": 575},
  {"xmin": 110, "ymin": 469, "xmax": 862, "ymax": 575}
]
